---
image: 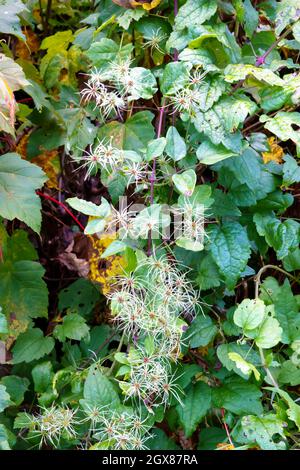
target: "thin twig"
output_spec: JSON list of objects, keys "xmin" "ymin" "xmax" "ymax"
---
[
  {"xmin": 254, "ymin": 264, "xmax": 298, "ymax": 299},
  {"xmin": 36, "ymin": 191, "xmax": 85, "ymax": 231}
]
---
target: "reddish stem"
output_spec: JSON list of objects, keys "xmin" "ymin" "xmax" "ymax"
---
[
  {"xmin": 36, "ymin": 191, "xmax": 85, "ymax": 232},
  {"xmin": 221, "ymin": 408, "xmax": 234, "ymax": 447}
]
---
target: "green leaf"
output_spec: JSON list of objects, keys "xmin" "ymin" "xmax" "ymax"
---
[
  {"xmin": 193, "ymin": 95, "xmax": 256, "ymax": 145},
  {"xmin": 148, "ymin": 428, "xmax": 180, "ymax": 450},
  {"xmin": 117, "ymin": 8, "xmax": 146, "ymax": 30},
  {"xmin": 195, "ymin": 76, "xmax": 227, "ymax": 112},
  {"xmin": 127, "ymin": 67, "xmax": 157, "ymax": 101},
  {"xmin": 131, "ymin": 204, "xmax": 170, "ymax": 239},
  {"xmin": 41, "ymin": 30, "xmax": 74, "ymax": 52},
  {"xmin": 0, "ymin": 376, "xmax": 29, "ymax": 406},
  {"xmin": 0, "ymin": 0, "xmax": 27, "ymax": 40},
  {"xmin": 186, "ymin": 316, "xmax": 218, "ymax": 348},
  {"xmin": 214, "ymin": 148, "xmax": 278, "ymax": 201},
  {"xmin": 97, "ymin": 111, "xmax": 155, "ymax": 151},
  {"xmin": 209, "ymin": 221, "xmax": 251, "ymax": 289},
  {"xmin": 196, "ymin": 140, "xmax": 238, "ymax": 165},
  {"xmin": 165, "ymin": 127, "xmax": 187, "ymax": 162},
  {"xmin": 58, "ymin": 279, "xmax": 100, "ymax": 318},
  {"xmin": 146, "ymin": 137, "xmax": 166, "ymax": 161},
  {"xmin": 0, "ymin": 385, "xmax": 11, "ymax": 412},
  {"xmin": 82, "ymin": 364, "xmax": 120, "ymax": 408},
  {"xmin": 283, "ymin": 248, "xmax": 300, "ymax": 272},
  {"xmin": 241, "ymin": 414, "xmax": 286, "ymax": 450},
  {"xmin": 268, "ymin": 387, "xmax": 300, "ymax": 430},
  {"xmin": 212, "ymin": 378, "xmax": 263, "ymax": 415},
  {"xmin": 174, "ymin": 0, "xmax": 218, "ymax": 31},
  {"xmin": 278, "ymin": 360, "xmax": 300, "ymax": 386},
  {"xmin": 217, "ymin": 343, "xmax": 261, "ymax": 380},
  {"xmin": 66, "ymin": 197, "xmax": 110, "ymax": 217},
  {"xmin": 233, "ymin": 298, "xmax": 266, "ymax": 331},
  {"xmin": 161, "ymin": 61, "xmax": 191, "ymax": 95},
  {"xmin": 211, "ymin": 188, "xmax": 241, "ymax": 217},
  {"xmin": 101, "ymin": 240, "xmax": 127, "ymax": 258},
  {"xmin": 0, "ymin": 309, "xmax": 8, "ymax": 334},
  {"xmin": 282, "ymin": 155, "xmax": 300, "ymax": 186},
  {"xmin": 86, "ymin": 38, "xmax": 133, "ymax": 70},
  {"xmin": 254, "ymin": 213, "xmax": 299, "ymax": 259},
  {"xmin": 243, "ymin": 0, "xmax": 259, "ymax": 38},
  {"xmin": 259, "ymin": 277, "xmax": 300, "ymax": 344},
  {"xmin": 196, "ymin": 254, "xmax": 221, "ymax": 290},
  {"xmin": 53, "ymin": 313, "xmax": 90, "ymax": 342},
  {"xmin": 197, "ymin": 427, "xmax": 227, "ymax": 450},
  {"xmin": 224, "ymin": 64, "xmax": 284, "ymax": 86},
  {"xmin": 0, "ymin": 257, "xmax": 48, "ymax": 337},
  {"xmin": 12, "ymin": 328, "xmax": 55, "ymax": 364},
  {"xmin": 0, "ymin": 153, "xmax": 47, "ymax": 232},
  {"xmin": 172, "ymin": 169, "xmax": 196, "ymax": 196},
  {"xmin": 227, "ymin": 353, "xmax": 260, "ymax": 380},
  {"xmin": 260, "ymin": 112, "xmax": 300, "ymax": 154},
  {"xmin": 275, "ymin": 0, "xmax": 300, "ymax": 35},
  {"xmin": 0, "ymin": 424, "xmax": 11, "ymax": 450},
  {"xmin": 251, "ymin": 312, "xmax": 282, "ymax": 349},
  {"xmin": 32, "ymin": 361, "xmax": 54, "ymax": 393},
  {"xmin": 176, "ymin": 382, "xmax": 211, "ymax": 438}
]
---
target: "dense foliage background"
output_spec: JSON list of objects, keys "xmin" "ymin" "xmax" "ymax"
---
[{"xmin": 0, "ymin": 0, "xmax": 300, "ymax": 451}]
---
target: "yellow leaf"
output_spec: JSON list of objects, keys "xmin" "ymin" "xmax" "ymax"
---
[
  {"xmin": 16, "ymin": 29, "xmax": 40, "ymax": 60},
  {"xmin": 132, "ymin": 0, "xmax": 161, "ymax": 10},
  {"xmin": 16, "ymin": 134, "xmax": 61, "ymax": 189},
  {"xmin": 262, "ymin": 137, "xmax": 284, "ymax": 164},
  {"xmin": 216, "ymin": 443, "xmax": 235, "ymax": 450},
  {"xmin": 112, "ymin": 0, "xmax": 161, "ymax": 10},
  {"xmin": 89, "ymin": 234, "xmax": 127, "ymax": 295}
]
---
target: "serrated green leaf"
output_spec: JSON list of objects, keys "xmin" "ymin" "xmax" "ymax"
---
[
  {"xmin": 241, "ymin": 414, "xmax": 286, "ymax": 450},
  {"xmin": 193, "ymin": 95, "xmax": 256, "ymax": 145},
  {"xmin": 209, "ymin": 221, "xmax": 251, "ymax": 289},
  {"xmin": 186, "ymin": 316, "xmax": 218, "ymax": 348},
  {"xmin": 86, "ymin": 38, "xmax": 133, "ymax": 70},
  {"xmin": 260, "ymin": 112, "xmax": 300, "ymax": 154},
  {"xmin": 53, "ymin": 313, "xmax": 90, "ymax": 342},
  {"xmin": 224, "ymin": 64, "xmax": 284, "ymax": 86},
  {"xmin": 212, "ymin": 378, "xmax": 263, "ymax": 415},
  {"xmin": 12, "ymin": 328, "xmax": 55, "ymax": 364},
  {"xmin": 161, "ymin": 61, "xmax": 191, "ymax": 95},
  {"xmin": 82, "ymin": 364, "xmax": 120, "ymax": 408},
  {"xmin": 174, "ymin": 0, "xmax": 218, "ymax": 31},
  {"xmin": 97, "ymin": 111, "xmax": 155, "ymax": 151},
  {"xmin": 0, "ymin": 153, "xmax": 47, "ymax": 233},
  {"xmin": 0, "ymin": 375, "xmax": 29, "ymax": 406},
  {"xmin": 176, "ymin": 382, "xmax": 211, "ymax": 438}
]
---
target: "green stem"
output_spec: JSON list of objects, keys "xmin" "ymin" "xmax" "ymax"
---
[
  {"xmin": 108, "ymin": 331, "xmax": 125, "ymax": 376},
  {"xmin": 259, "ymin": 347, "xmax": 279, "ymax": 389}
]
